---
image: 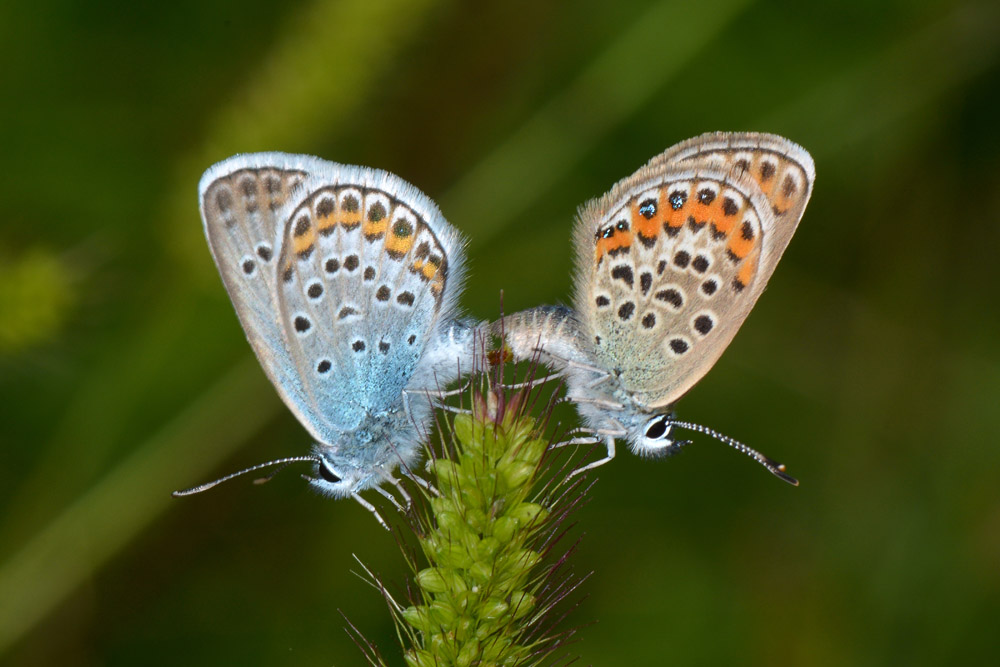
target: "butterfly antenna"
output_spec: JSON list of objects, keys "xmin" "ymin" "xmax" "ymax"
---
[
  {"xmin": 171, "ymin": 456, "xmax": 320, "ymax": 497},
  {"xmin": 667, "ymin": 420, "xmax": 799, "ymax": 486}
]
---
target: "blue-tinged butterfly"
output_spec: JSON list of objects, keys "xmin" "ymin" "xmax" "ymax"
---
[{"xmin": 175, "ymin": 153, "xmax": 477, "ymax": 526}]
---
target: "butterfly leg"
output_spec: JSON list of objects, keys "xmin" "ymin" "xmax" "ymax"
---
[
  {"xmin": 379, "ymin": 470, "xmax": 413, "ymax": 509},
  {"xmin": 567, "ymin": 435, "xmax": 617, "ymax": 479},
  {"xmin": 352, "ymin": 492, "xmax": 390, "ymax": 531},
  {"xmin": 402, "ymin": 468, "xmax": 441, "ymax": 497}
]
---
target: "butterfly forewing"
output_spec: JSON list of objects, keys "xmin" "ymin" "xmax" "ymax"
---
[
  {"xmin": 200, "ymin": 157, "xmax": 317, "ymax": 429},
  {"xmin": 573, "ymin": 162, "xmax": 779, "ymax": 408}
]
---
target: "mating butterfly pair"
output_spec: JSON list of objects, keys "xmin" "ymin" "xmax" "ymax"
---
[{"xmin": 176, "ymin": 133, "xmax": 815, "ymax": 523}]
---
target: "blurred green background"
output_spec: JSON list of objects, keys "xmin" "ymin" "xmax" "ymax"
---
[{"xmin": 2, "ymin": 0, "xmax": 999, "ymax": 664}]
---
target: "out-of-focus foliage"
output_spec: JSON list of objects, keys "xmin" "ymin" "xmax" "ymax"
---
[{"xmin": 1, "ymin": 0, "xmax": 998, "ymax": 664}]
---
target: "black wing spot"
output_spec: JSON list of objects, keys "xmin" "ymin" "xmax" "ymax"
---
[
  {"xmin": 338, "ymin": 306, "xmax": 357, "ymax": 320},
  {"xmin": 655, "ymin": 289, "xmax": 683, "ymax": 309},
  {"xmin": 352, "ymin": 340, "xmax": 366, "ymax": 352},
  {"xmin": 378, "ymin": 341, "xmax": 390, "ymax": 354},
  {"xmin": 668, "ymin": 190, "xmax": 687, "ymax": 210},
  {"xmin": 641, "ymin": 313, "xmax": 656, "ymax": 329},
  {"xmin": 692, "ymin": 255, "xmax": 710, "ymax": 273},
  {"xmin": 407, "ymin": 334, "xmax": 417, "ymax": 345},
  {"xmin": 617, "ymin": 301, "xmax": 635, "ymax": 321},
  {"xmin": 640, "ymin": 272, "xmax": 653, "ymax": 295},
  {"xmin": 293, "ymin": 215, "xmax": 311, "ymax": 237},
  {"xmin": 392, "ymin": 219, "xmax": 413, "ymax": 237},
  {"xmin": 611, "ymin": 265, "xmax": 634, "ymax": 288},
  {"xmin": 694, "ymin": 315, "xmax": 714, "ymax": 335},
  {"xmin": 368, "ymin": 201, "xmax": 387, "ymax": 222},
  {"xmin": 741, "ymin": 220, "xmax": 755, "ymax": 240},
  {"xmin": 760, "ymin": 161, "xmax": 776, "ymax": 181},
  {"xmin": 396, "ymin": 291, "xmax": 415, "ymax": 306},
  {"xmin": 638, "ymin": 198, "xmax": 657, "ymax": 219},
  {"xmin": 669, "ymin": 338, "xmax": 689, "ymax": 354},
  {"xmin": 342, "ymin": 194, "xmax": 360, "ymax": 212},
  {"xmin": 256, "ymin": 244, "xmax": 272, "ymax": 261},
  {"xmin": 325, "ymin": 258, "xmax": 340, "ymax": 274},
  {"xmin": 317, "ymin": 359, "xmax": 331, "ymax": 374},
  {"xmin": 595, "ymin": 295, "xmax": 610, "ymax": 308},
  {"xmin": 307, "ymin": 282, "xmax": 323, "ymax": 299},
  {"xmin": 376, "ymin": 286, "xmax": 390, "ymax": 301},
  {"xmin": 242, "ymin": 259, "xmax": 255, "ymax": 275},
  {"xmin": 701, "ymin": 280, "xmax": 718, "ymax": 296},
  {"xmin": 673, "ymin": 251, "xmax": 690, "ymax": 268},
  {"xmin": 697, "ymin": 188, "xmax": 716, "ymax": 205},
  {"xmin": 294, "ymin": 316, "xmax": 311, "ymax": 333},
  {"xmin": 343, "ymin": 255, "xmax": 359, "ymax": 271},
  {"xmin": 363, "ymin": 266, "xmax": 376, "ymax": 281},
  {"xmin": 316, "ymin": 197, "xmax": 335, "ymax": 217},
  {"xmin": 722, "ymin": 197, "xmax": 739, "ymax": 216}
]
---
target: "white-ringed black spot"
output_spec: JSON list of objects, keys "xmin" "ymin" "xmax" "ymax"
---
[
  {"xmin": 342, "ymin": 194, "xmax": 360, "ymax": 212},
  {"xmin": 396, "ymin": 291, "xmax": 415, "ymax": 306},
  {"xmin": 697, "ymin": 188, "xmax": 716, "ymax": 205},
  {"xmin": 657, "ymin": 260, "xmax": 667, "ymax": 275},
  {"xmin": 282, "ymin": 266, "xmax": 294, "ymax": 283},
  {"xmin": 638, "ymin": 199, "xmax": 657, "ymax": 219},
  {"xmin": 611, "ymin": 265, "xmax": 634, "ymax": 288},
  {"xmin": 293, "ymin": 215, "xmax": 310, "ymax": 237},
  {"xmin": 599, "ymin": 226, "xmax": 615, "ymax": 239},
  {"xmin": 316, "ymin": 197, "xmax": 335, "ymax": 218},
  {"xmin": 673, "ymin": 250, "xmax": 690, "ymax": 268},
  {"xmin": 641, "ymin": 312, "xmax": 656, "ymax": 329},
  {"xmin": 668, "ymin": 190, "xmax": 686, "ymax": 210},
  {"xmin": 701, "ymin": 279, "xmax": 718, "ymax": 296},
  {"xmin": 376, "ymin": 286, "xmax": 390, "ymax": 301},
  {"xmin": 722, "ymin": 197, "xmax": 739, "ymax": 216},
  {"xmin": 692, "ymin": 255, "xmax": 710, "ymax": 273},
  {"xmin": 782, "ymin": 174, "xmax": 797, "ymax": 197},
  {"xmin": 338, "ymin": 306, "xmax": 357, "ymax": 320},
  {"xmin": 618, "ymin": 301, "xmax": 635, "ymax": 321},
  {"xmin": 307, "ymin": 282, "xmax": 323, "ymax": 299},
  {"xmin": 693, "ymin": 314, "xmax": 714, "ymax": 335},
  {"xmin": 760, "ymin": 161, "xmax": 776, "ymax": 181},
  {"xmin": 317, "ymin": 359, "xmax": 332, "ymax": 374},
  {"xmin": 256, "ymin": 244, "xmax": 272, "ymax": 261},
  {"xmin": 669, "ymin": 338, "xmax": 689, "ymax": 355},
  {"xmin": 343, "ymin": 255, "xmax": 359, "ymax": 271},
  {"xmin": 640, "ymin": 272, "xmax": 653, "ymax": 295},
  {"xmin": 363, "ymin": 266, "xmax": 376, "ymax": 281},
  {"xmin": 352, "ymin": 340, "xmax": 365, "ymax": 352},
  {"xmin": 655, "ymin": 289, "xmax": 683, "ymax": 309},
  {"xmin": 392, "ymin": 218, "xmax": 413, "ymax": 237},
  {"xmin": 741, "ymin": 220, "xmax": 754, "ymax": 240},
  {"xmin": 615, "ymin": 219, "xmax": 629, "ymax": 232},
  {"xmin": 595, "ymin": 295, "xmax": 610, "ymax": 308},
  {"xmin": 294, "ymin": 316, "xmax": 311, "ymax": 333},
  {"xmin": 378, "ymin": 341, "xmax": 390, "ymax": 354},
  {"xmin": 325, "ymin": 257, "xmax": 340, "ymax": 274},
  {"xmin": 242, "ymin": 258, "xmax": 255, "ymax": 275},
  {"xmin": 407, "ymin": 334, "xmax": 416, "ymax": 345},
  {"xmin": 368, "ymin": 201, "xmax": 387, "ymax": 222}
]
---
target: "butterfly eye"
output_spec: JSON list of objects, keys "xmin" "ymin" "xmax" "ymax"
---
[
  {"xmin": 644, "ymin": 415, "xmax": 671, "ymax": 440},
  {"xmin": 318, "ymin": 462, "xmax": 342, "ymax": 484}
]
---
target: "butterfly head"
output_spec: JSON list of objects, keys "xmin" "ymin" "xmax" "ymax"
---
[
  {"xmin": 306, "ymin": 450, "xmax": 371, "ymax": 498},
  {"xmin": 617, "ymin": 409, "xmax": 687, "ymax": 458}
]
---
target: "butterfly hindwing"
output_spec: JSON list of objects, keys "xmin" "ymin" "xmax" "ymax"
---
[
  {"xmin": 572, "ymin": 160, "xmax": 780, "ymax": 408},
  {"xmin": 275, "ymin": 168, "xmax": 462, "ymax": 429}
]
